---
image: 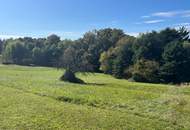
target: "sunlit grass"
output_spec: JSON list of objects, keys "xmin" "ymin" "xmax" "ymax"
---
[{"xmin": 0, "ymin": 65, "xmax": 190, "ymax": 129}]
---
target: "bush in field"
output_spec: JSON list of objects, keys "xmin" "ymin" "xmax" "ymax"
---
[{"xmin": 60, "ymin": 69, "xmax": 84, "ymax": 84}]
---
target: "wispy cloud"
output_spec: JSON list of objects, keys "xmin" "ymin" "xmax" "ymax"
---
[
  {"xmin": 141, "ymin": 15, "xmax": 151, "ymax": 18},
  {"xmin": 144, "ymin": 20, "xmax": 164, "ymax": 24},
  {"xmin": 137, "ymin": 10, "xmax": 190, "ymax": 26},
  {"xmin": 182, "ymin": 14, "xmax": 190, "ymax": 17},
  {"xmin": 152, "ymin": 11, "xmax": 179, "ymax": 17},
  {"xmin": 142, "ymin": 10, "xmax": 190, "ymax": 18},
  {"xmin": 182, "ymin": 10, "xmax": 190, "ymax": 17},
  {"xmin": 135, "ymin": 19, "xmax": 165, "ymax": 25}
]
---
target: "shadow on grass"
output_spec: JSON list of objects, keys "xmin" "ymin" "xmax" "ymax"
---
[
  {"xmin": 83, "ymin": 83, "xmax": 106, "ymax": 86},
  {"xmin": 61, "ymin": 80, "xmax": 106, "ymax": 86},
  {"xmin": 56, "ymin": 96, "xmax": 100, "ymax": 107}
]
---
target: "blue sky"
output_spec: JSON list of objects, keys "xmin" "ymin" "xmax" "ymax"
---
[{"xmin": 0, "ymin": 0, "xmax": 190, "ymax": 39}]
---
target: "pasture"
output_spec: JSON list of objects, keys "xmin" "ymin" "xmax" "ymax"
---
[{"xmin": 0, "ymin": 65, "xmax": 190, "ymax": 130}]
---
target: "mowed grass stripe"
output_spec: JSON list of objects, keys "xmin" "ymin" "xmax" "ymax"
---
[{"xmin": 0, "ymin": 85, "xmax": 173, "ymax": 130}]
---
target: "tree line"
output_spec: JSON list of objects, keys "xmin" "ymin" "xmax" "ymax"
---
[{"xmin": 0, "ymin": 27, "xmax": 190, "ymax": 84}]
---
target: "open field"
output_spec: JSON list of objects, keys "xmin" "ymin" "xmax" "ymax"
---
[{"xmin": 0, "ymin": 65, "xmax": 190, "ymax": 129}]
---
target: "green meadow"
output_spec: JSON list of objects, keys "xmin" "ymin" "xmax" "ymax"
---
[{"xmin": 0, "ymin": 65, "xmax": 190, "ymax": 130}]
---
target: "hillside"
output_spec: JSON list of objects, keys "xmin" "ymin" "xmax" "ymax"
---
[{"xmin": 0, "ymin": 65, "xmax": 190, "ymax": 129}]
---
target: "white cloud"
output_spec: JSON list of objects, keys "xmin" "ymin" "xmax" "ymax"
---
[
  {"xmin": 126, "ymin": 32, "xmax": 139, "ymax": 37},
  {"xmin": 47, "ymin": 31, "xmax": 84, "ymax": 40},
  {"xmin": 0, "ymin": 31, "xmax": 84, "ymax": 40},
  {"xmin": 0, "ymin": 34, "xmax": 24, "ymax": 39},
  {"xmin": 144, "ymin": 20, "xmax": 164, "ymax": 24}
]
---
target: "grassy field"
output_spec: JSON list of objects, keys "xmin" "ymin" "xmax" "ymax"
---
[{"xmin": 0, "ymin": 65, "xmax": 190, "ymax": 130}]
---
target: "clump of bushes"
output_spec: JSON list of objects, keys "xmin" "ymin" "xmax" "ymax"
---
[{"xmin": 60, "ymin": 69, "xmax": 84, "ymax": 84}]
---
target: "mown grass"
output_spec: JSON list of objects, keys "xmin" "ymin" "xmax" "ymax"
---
[{"xmin": 0, "ymin": 65, "xmax": 190, "ymax": 129}]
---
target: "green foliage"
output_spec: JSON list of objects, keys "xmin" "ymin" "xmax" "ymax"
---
[
  {"xmin": 160, "ymin": 41, "xmax": 189, "ymax": 83},
  {"xmin": 100, "ymin": 36, "xmax": 134, "ymax": 78},
  {"xmin": 32, "ymin": 47, "xmax": 45, "ymax": 65},
  {"xmin": 183, "ymin": 41, "xmax": 190, "ymax": 81},
  {"xmin": 99, "ymin": 27, "xmax": 190, "ymax": 83},
  {"xmin": 46, "ymin": 34, "xmax": 61, "ymax": 45},
  {"xmin": 129, "ymin": 59, "xmax": 160, "ymax": 83},
  {"xmin": 0, "ymin": 39, "xmax": 3, "ymax": 54},
  {"xmin": 83, "ymin": 28, "xmax": 125, "ymax": 71},
  {"xmin": 2, "ymin": 40, "xmax": 30, "ymax": 65},
  {"xmin": 2, "ymin": 35, "xmax": 62, "ymax": 66},
  {"xmin": 99, "ymin": 48, "xmax": 115, "ymax": 74}
]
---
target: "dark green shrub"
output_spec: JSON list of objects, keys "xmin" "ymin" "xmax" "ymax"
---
[{"xmin": 60, "ymin": 69, "xmax": 84, "ymax": 84}]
